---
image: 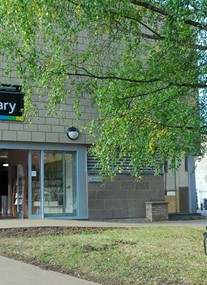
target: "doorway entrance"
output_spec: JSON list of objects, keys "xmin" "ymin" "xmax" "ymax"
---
[
  {"xmin": 0, "ymin": 149, "xmax": 28, "ymax": 218},
  {"xmin": 30, "ymin": 151, "xmax": 76, "ymax": 218}
]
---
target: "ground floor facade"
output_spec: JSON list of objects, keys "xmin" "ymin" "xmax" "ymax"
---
[
  {"xmin": 0, "ymin": 84, "xmax": 198, "ymax": 220},
  {"xmin": 0, "ymin": 141, "xmax": 198, "ymax": 220},
  {"xmin": 0, "ymin": 142, "xmax": 87, "ymax": 219},
  {"xmin": 0, "ymin": 141, "xmax": 167, "ymax": 220}
]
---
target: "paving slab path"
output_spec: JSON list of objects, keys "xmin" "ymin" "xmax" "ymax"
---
[
  {"xmin": 0, "ymin": 218, "xmax": 207, "ymax": 229},
  {"xmin": 0, "ymin": 255, "xmax": 99, "ymax": 285}
]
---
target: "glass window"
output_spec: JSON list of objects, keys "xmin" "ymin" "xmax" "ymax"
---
[
  {"xmin": 44, "ymin": 152, "xmax": 76, "ymax": 217},
  {"xmin": 31, "ymin": 151, "xmax": 41, "ymax": 215}
]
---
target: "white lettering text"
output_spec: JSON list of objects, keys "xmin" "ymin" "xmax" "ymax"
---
[{"xmin": 0, "ymin": 101, "xmax": 16, "ymax": 114}]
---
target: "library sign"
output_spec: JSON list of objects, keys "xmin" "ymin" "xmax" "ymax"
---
[{"xmin": 0, "ymin": 85, "xmax": 24, "ymax": 121}]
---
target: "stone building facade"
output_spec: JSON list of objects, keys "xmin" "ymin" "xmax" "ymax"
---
[
  {"xmin": 0, "ymin": 54, "xmax": 169, "ymax": 220},
  {"xmin": 0, "ymin": 82, "xmax": 166, "ymax": 220}
]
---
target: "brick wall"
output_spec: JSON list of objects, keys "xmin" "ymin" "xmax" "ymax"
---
[{"xmin": 88, "ymin": 174, "xmax": 164, "ymax": 220}]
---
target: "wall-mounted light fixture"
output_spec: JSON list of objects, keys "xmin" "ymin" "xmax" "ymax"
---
[{"xmin": 67, "ymin": 127, "xmax": 80, "ymax": 140}]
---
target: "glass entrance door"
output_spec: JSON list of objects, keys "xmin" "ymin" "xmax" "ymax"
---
[
  {"xmin": 44, "ymin": 152, "xmax": 76, "ymax": 217},
  {"xmin": 30, "ymin": 150, "xmax": 77, "ymax": 218}
]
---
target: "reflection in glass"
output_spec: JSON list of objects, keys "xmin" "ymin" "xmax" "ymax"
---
[
  {"xmin": 44, "ymin": 152, "xmax": 76, "ymax": 216},
  {"xmin": 31, "ymin": 152, "xmax": 41, "ymax": 215}
]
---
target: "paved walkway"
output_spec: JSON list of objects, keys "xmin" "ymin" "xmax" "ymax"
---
[
  {"xmin": 0, "ymin": 217, "xmax": 207, "ymax": 229},
  {"xmin": 0, "ymin": 218, "xmax": 207, "ymax": 285},
  {"xmin": 0, "ymin": 255, "xmax": 99, "ymax": 285}
]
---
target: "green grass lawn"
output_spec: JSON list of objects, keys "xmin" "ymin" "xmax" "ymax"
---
[{"xmin": 1, "ymin": 226, "xmax": 207, "ymax": 285}]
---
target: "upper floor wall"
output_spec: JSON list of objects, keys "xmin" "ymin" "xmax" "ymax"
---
[{"xmin": 0, "ymin": 71, "xmax": 99, "ymax": 145}]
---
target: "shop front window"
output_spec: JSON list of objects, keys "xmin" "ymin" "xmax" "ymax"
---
[
  {"xmin": 44, "ymin": 152, "xmax": 76, "ymax": 217},
  {"xmin": 31, "ymin": 151, "xmax": 41, "ymax": 216}
]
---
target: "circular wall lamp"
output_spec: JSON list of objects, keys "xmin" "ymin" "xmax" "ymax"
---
[{"xmin": 67, "ymin": 127, "xmax": 80, "ymax": 140}]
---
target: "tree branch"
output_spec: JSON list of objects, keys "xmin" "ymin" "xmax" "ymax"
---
[
  {"xmin": 68, "ymin": 71, "xmax": 160, "ymax": 83},
  {"xmin": 110, "ymin": 10, "xmax": 163, "ymax": 40},
  {"xmin": 131, "ymin": 0, "xmax": 207, "ymax": 32},
  {"xmin": 120, "ymin": 84, "xmax": 172, "ymax": 100},
  {"xmin": 68, "ymin": 66, "xmax": 161, "ymax": 84},
  {"xmin": 68, "ymin": 67, "xmax": 207, "ymax": 89},
  {"xmin": 111, "ymin": 9, "xmax": 207, "ymax": 51},
  {"xmin": 148, "ymin": 120, "xmax": 194, "ymax": 130},
  {"xmin": 131, "ymin": 1, "xmax": 168, "ymax": 16},
  {"xmin": 173, "ymin": 82, "xmax": 207, "ymax": 88}
]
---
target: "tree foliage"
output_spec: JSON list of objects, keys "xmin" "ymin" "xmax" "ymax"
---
[{"xmin": 0, "ymin": 0, "xmax": 207, "ymax": 177}]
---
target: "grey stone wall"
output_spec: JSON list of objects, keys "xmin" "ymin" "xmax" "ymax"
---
[
  {"xmin": 0, "ymin": 64, "xmax": 98, "ymax": 145},
  {"xmin": 88, "ymin": 174, "xmax": 164, "ymax": 220}
]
